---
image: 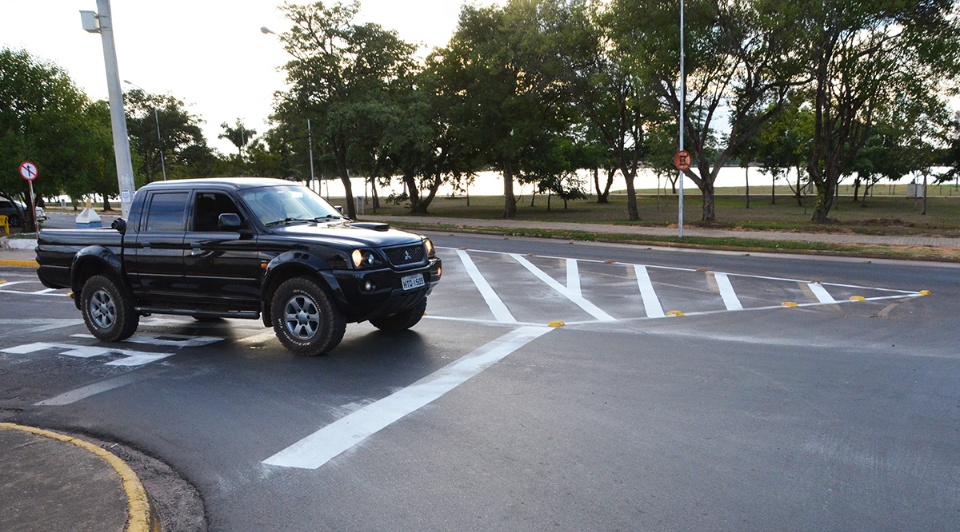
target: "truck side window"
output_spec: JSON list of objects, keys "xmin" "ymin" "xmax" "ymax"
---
[
  {"xmin": 193, "ymin": 193, "xmax": 242, "ymax": 231},
  {"xmin": 145, "ymin": 192, "xmax": 189, "ymax": 232}
]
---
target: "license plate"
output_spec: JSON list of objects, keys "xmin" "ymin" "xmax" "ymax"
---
[{"xmin": 401, "ymin": 273, "xmax": 425, "ymax": 291}]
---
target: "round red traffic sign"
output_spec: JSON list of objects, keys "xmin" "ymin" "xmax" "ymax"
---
[
  {"xmin": 19, "ymin": 161, "xmax": 38, "ymax": 181},
  {"xmin": 672, "ymin": 150, "xmax": 692, "ymax": 172}
]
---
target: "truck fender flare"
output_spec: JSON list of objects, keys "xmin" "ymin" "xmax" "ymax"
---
[
  {"xmin": 260, "ymin": 251, "xmax": 346, "ymax": 325},
  {"xmin": 70, "ymin": 245, "xmax": 128, "ymax": 300}
]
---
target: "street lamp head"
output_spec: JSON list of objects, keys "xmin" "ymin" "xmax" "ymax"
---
[
  {"xmin": 80, "ymin": 10, "xmax": 100, "ymax": 33},
  {"xmin": 260, "ymin": 26, "xmax": 276, "ymax": 35}
]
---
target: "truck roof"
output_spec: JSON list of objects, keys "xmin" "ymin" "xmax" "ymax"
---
[{"xmin": 139, "ymin": 177, "xmax": 299, "ymax": 191}]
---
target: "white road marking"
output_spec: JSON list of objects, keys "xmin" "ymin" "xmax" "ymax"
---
[
  {"xmin": 456, "ymin": 249, "xmax": 517, "ymax": 324},
  {"xmin": 1, "ymin": 342, "xmax": 175, "ymax": 367},
  {"xmin": 35, "ymin": 373, "xmax": 145, "ymax": 406},
  {"xmin": 566, "ymin": 258, "xmax": 580, "ymax": 296},
  {"xmin": 263, "ymin": 325, "xmax": 553, "ymax": 469},
  {"xmin": 0, "ymin": 281, "xmax": 69, "ymax": 297},
  {"xmin": 0, "ymin": 319, "xmax": 83, "ymax": 336},
  {"xmin": 510, "ymin": 254, "xmax": 616, "ymax": 322},
  {"xmin": 714, "ymin": 273, "xmax": 743, "ymax": 311},
  {"xmin": 634, "ymin": 265, "xmax": 665, "ymax": 318},
  {"xmin": 239, "ymin": 331, "xmax": 279, "ymax": 344},
  {"xmin": 72, "ymin": 332, "xmax": 223, "ymax": 348},
  {"xmin": 807, "ymin": 282, "xmax": 837, "ymax": 304}
]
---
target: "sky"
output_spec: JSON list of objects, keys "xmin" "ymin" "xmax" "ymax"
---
[{"xmin": 1, "ymin": 0, "xmax": 498, "ymax": 155}]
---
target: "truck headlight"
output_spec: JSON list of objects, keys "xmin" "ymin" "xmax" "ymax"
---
[
  {"xmin": 352, "ymin": 249, "xmax": 379, "ymax": 268},
  {"xmin": 424, "ymin": 238, "xmax": 435, "ymax": 257}
]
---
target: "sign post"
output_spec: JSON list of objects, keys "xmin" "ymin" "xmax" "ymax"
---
[{"xmin": 19, "ymin": 161, "xmax": 39, "ymax": 235}]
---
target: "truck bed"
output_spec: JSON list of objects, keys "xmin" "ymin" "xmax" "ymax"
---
[{"xmin": 36, "ymin": 228, "xmax": 123, "ymax": 289}]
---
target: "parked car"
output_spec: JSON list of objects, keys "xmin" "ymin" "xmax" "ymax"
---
[{"xmin": 0, "ymin": 197, "xmax": 27, "ymax": 227}]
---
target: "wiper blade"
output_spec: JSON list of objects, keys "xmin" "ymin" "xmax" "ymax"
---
[
  {"xmin": 314, "ymin": 214, "xmax": 342, "ymax": 222},
  {"xmin": 265, "ymin": 218, "xmax": 313, "ymax": 227}
]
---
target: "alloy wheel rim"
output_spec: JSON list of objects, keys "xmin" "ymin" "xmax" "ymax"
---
[
  {"xmin": 283, "ymin": 295, "xmax": 320, "ymax": 340},
  {"xmin": 89, "ymin": 289, "xmax": 116, "ymax": 329}
]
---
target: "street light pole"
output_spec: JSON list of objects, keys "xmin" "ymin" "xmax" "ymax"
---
[
  {"xmin": 678, "ymin": 0, "xmax": 686, "ymax": 238},
  {"xmin": 153, "ymin": 107, "xmax": 167, "ymax": 181},
  {"xmin": 80, "ymin": 0, "xmax": 136, "ymax": 218},
  {"xmin": 263, "ymin": 25, "xmax": 317, "ymax": 191}
]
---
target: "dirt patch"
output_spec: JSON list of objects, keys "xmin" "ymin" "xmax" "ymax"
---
[{"xmin": 857, "ymin": 218, "xmax": 917, "ymax": 228}]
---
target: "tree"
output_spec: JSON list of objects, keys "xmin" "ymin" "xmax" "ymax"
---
[
  {"xmin": 609, "ymin": 0, "xmax": 804, "ymax": 223},
  {"xmin": 275, "ymin": 1, "xmax": 417, "ymax": 219},
  {"xmin": 552, "ymin": 0, "xmax": 659, "ymax": 219},
  {"xmin": 125, "ymin": 88, "xmax": 211, "ymax": 183},
  {"xmin": 0, "ymin": 48, "xmax": 113, "ymax": 223},
  {"xmin": 437, "ymin": 0, "xmax": 569, "ymax": 219},
  {"xmin": 800, "ymin": 0, "xmax": 960, "ymax": 222},
  {"xmin": 219, "ymin": 119, "xmax": 257, "ymax": 158},
  {"xmin": 739, "ymin": 95, "xmax": 814, "ymax": 206}
]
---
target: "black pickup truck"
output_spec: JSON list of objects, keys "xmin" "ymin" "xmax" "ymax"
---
[{"xmin": 36, "ymin": 178, "xmax": 442, "ymax": 356}]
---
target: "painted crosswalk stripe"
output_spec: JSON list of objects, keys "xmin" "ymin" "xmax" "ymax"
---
[
  {"xmin": 511, "ymin": 254, "xmax": 616, "ymax": 322},
  {"xmin": 457, "ymin": 249, "xmax": 517, "ymax": 324},
  {"xmin": 634, "ymin": 265, "xmax": 665, "ymax": 318},
  {"xmin": 714, "ymin": 273, "xmax": 743, "ymax": 311},
  {"xmin": 807, "ymin": 282, "xmax": 837, "ymax": 304},
  {"xmin": 263, "ymin": 325, "xmax": 552, "ymax": 469}
]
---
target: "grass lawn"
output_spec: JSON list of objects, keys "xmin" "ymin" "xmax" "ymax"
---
[{"xmin": 365, "ymin": 185, "xmax": 960, "ymax": 239}]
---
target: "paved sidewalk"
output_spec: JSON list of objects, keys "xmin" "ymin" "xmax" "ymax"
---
[{"xmin": 0, "ymin": 423, "xmax": 158, "ymax": 532}]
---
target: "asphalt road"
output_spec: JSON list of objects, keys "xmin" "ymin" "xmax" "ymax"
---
[{"xmin": 1, "ymin": 232, "xmax": 958, "ymax": 530}]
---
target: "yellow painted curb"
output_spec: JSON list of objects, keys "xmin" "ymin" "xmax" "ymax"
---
[
  {"xmin": 0, "ymin": 422, "xmax": 159, "ymax": 532},
  {"xmin": 0, "ymin": 259, "xmax": 38, "ymax": 267}
]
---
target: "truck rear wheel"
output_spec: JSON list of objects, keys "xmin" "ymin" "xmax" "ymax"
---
[
  {"xmin": 369, "ymin": 298, "xmax": 427, "ymax": 332},
  {"xmin": 271, "ymin": 277, "xmax": 346, "ymax": 356},
  {"xmin": 81, "ymin": 275, "xmax": 139, "ymax": 342}
]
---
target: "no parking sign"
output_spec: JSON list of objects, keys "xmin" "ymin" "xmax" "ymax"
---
[
  {"xmin": 19, "ymin": 161, "xmax": 38, "ymax": 181},
  {"xmin": 19, "ymin": 161, "xmax": 39, "ymax": 234}
]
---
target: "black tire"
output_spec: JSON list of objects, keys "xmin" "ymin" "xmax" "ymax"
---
[
  {"xmin": 271, "ymin": 277, "xmax": 346, "ymax": 356},
  {"xmin": 9, "ymin": 214, "xmax": 20, "ymax": 227},
  {"xmin": 81, "ymin": 274, "xmax": 139, "ymax": 342},
  {"xmin": 369, "ymin": 298, "xmax": 427, "ymax": 332}
]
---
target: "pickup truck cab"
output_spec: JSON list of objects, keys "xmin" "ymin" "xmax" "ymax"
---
[{"xmin": 36, "ymin": 178, "xmax": 442, "ymax": 356}]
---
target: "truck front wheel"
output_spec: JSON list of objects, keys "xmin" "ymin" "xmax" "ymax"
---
[
  {"xmin": 81, "ymin": 275, "xmax": 139, "ymax": 342},
  {"xmin": 271, "ymin": 277, "xmax": 346, "ymax": 356}
]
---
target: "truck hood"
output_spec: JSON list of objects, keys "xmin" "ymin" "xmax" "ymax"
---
[{"xmin": 270, "ymin": 221, "xmax": 422, "ymax": 248}]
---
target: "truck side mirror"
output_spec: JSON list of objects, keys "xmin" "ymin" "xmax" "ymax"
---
[
  {"xmin": 218, "ymin": 213, "xmax": 242, "ymax": 230},
  {"xmin": 111, "ymin": 218, "xmax": 127, "ymax": 234}
]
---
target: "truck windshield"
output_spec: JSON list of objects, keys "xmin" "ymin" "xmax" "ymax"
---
[{"xmin": 240, "ymin": 185, "xmax": 342, "ymax": 227}]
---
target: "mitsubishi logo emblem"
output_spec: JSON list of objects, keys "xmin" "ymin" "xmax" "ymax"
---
[{"xmin": 403, "ymin": 250, "xmax": 412, "ymax": 260}]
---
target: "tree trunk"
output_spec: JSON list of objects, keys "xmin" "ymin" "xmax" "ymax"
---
[
  {"xmin": 502, "ymin": 160, "xmax": 517, "ymax": 219},
  {"xmin": 811, "ymin": 181, "xmax": 835, "ymax": 222},
  {"xmin": 700, "ymin": 179, "xmax": 716, "ymax": 223}
]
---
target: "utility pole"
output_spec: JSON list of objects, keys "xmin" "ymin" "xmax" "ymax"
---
[{"xmin": 81, "ymin": 0, "xmax": 136, "ymax": 218}]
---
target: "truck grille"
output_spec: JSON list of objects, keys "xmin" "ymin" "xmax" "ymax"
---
[{"xmin": 384, "ymin": 244, "xmax": 425, "ymax": 267}]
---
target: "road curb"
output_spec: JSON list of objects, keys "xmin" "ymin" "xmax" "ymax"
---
[
  {"xmin": 0, "ymin": 259, "xmax": 39, "ymax": 267},
  {"xmin": 0, "ymin": 422, "xmax": 160, "ymax": 532}
]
